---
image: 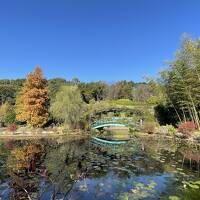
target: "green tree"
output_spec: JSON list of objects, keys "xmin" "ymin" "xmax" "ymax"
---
[
  {"xmin": 161, "ymin": 36, "xmax": 200, "ymax": 127},
  {"xmin": 0, "ymin": 102, "xmax": 16, "ymax": 125},
  {"xmin": 48, "ymin": 78, "xmax": 67, "ymax": 102},
  {"xmin": 50, "ymin": 85, "xmax": 85, "ymax": 128},
  {"xmin": 78, "ymin": 81, "xmax": 108, "ymax": 103},
  {"xmin": 0, "ymin": 79, "xmax": 25, "ymax": 105},
  {"xmin": 107, "ymin": 81, "xmax": 135, "ymax": 100}
]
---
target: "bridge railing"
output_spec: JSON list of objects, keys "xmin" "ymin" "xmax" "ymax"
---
[{"xmin": 90, "ymin": 117, "xmax": 135, "ymax": 128}]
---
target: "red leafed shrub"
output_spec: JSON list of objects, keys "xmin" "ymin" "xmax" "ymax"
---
[
  {"xmin": 178, "ymin": 121, "xmax": 196, "ymax": 135},
  {"xmin": 7, "ymin": 123, "xmax": 18, "ymax": 132},
  {"xmin": 4, "ymin": 142, "xmax": 13, "ymax": 150},
  {"xmin": 142, "ymin": 122, "xmax": 156, "ymax": 134}
]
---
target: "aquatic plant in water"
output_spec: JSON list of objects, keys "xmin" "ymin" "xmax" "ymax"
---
[
  {"xmin": 182, "ymin": 180, "xmax": 200, "ymax": 189},
  {"xmin": 119, "ymin": 180, "xmax": 157, "ymax": 200},
  {"xmin": 168, "ymin": 180, "xmax": 200, "ymax": 200}
]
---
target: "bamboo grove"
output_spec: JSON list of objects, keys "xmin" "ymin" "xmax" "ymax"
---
[{"xmin": 161, "ymin": 37, "xmax": 200, "ymax": 128}]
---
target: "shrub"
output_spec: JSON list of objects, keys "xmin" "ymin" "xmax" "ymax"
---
[
  {"xmin": 158, "ymin": 125, "xmax": 176, "ymax": 135},
  {"xmin": 7, "ymin": 123, "xmax": 18, "ymax": 132},
  {"xmin": 178, "ymin": 121, "xmax": 196, "ymax": 135},
  {"xmin": 156, "ymin": 126, "xmax": 168, "ymax": 135},
  {"xmin": 142, "ymin": 122, "xmax": 156, "ymax": 134},
  {"xmin": 166, "ymin": 125, "xmax": 176, "ymax": 135}
]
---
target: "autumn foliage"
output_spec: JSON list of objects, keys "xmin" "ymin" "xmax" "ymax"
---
[
  {"xmin": 7, "ymin": 123, "xmax": 18, "ymax": 132},
  {"xmin": 16, "ymin": 67, "xmax": 49, "ymax": 127},
  {"xmin": 9, "ymin": 144, "xmax": 43, "ymax": 171},
  {"xmin": 178, "ymin": 121, "xmax": 196, "ymax": 135}
]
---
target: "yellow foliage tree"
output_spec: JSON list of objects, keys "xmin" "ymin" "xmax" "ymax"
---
[
  {"xmin": 16, "ymin": 67, "xmax": 49, "ymax": 127},
  {"xmin": 9, "ymin": 144, "xmax": 43, "ymax": 171},
  {"xmin": 0, "ymin": 102, "xmax": 10, "ymax": 123},
  {"xmin": 15, "ymin": 92, "xmax": 26, "ymax": 122}
]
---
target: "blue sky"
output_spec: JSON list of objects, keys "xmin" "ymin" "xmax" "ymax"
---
[{"xmin": 0, "ymin": 0, "xmax": 200, "ymax": 82}]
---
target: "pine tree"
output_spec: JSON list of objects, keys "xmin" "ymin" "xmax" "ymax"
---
[{"xmin": 16, "ymin": 67, "xmax": 49, "ymax": 127}]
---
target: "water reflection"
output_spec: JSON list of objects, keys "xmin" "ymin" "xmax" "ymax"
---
[{"xmin": 0, "ymin": 136, "xmax": 200, "ymax": 199}]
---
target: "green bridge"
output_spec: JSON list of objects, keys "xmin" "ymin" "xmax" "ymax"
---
[{"xmin": 91, "ymin": 117, "xmax": 133, "ymax": 129}]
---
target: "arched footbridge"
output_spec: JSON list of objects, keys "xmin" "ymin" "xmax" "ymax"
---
[{"xmin": 91, "ymin": 117, "xmax": 134, "ymax": 129}]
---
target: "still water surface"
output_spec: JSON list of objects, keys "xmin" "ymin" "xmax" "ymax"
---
[{"xmin": 0, "ymin": 136, "xmax": 200, "ymax": 200}]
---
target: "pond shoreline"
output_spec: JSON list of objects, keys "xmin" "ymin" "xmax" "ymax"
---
[
  {"xmin": 0, "ymin": 127, "xmax": 90, "ymax": 140},
  {"xmin": 134, "ymin": 132, "xmax": 200, "ymax": 144},
  {"xmin": 0, "ymin": 128, "xmax": 200, "ymax": 144}
]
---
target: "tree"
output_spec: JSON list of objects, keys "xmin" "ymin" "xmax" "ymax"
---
[
  {"xmin": 0, "ymin": 85, "xmax": 16, "ymax": 105},
  {"xmin": 107, "ymin": 81, "xmax": 136, "ymax": 100},
  {"xmin": 0, "ymin": 102, "xmax": 15, "ymax": 125},
  {"xmin": 89, "ymin": 81, "xmax": 108, "ymax": 101},
  {"xmin": 71, "ymin": 77, "xmax": 80, "ymax": 85},
  {"xmin": 132, "ymin": 84, "xmax": 153, "ymax": 102},
  {"xmin": 161, "ymin": 36, "xmax": 200, "ymax": 127},
  {"xmin": 0, "ymin": 79, "xmax": 25, "ymax": 105},
  {"xmin": 78, "ymin": 81, "xmax": 108, "ymax": 103},
  {"xmin": 50, "ymin": 85, "xmax": 84, "ymax": 128},
  {"xmin": 15, "ymin": 92, "xmax": 26, "ymax": 123},
  {"xmin": 48, "ymin": 78, "xmax": 67, "ymax": 102},
  {"xmin": 16, "ymin": 67, "xmax": 49, "ymax": 127}
]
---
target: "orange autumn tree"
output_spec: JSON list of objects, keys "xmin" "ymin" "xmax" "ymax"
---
[{"xmin": 16, "ymin": 67, "xmax": 49, "ymax": 127}]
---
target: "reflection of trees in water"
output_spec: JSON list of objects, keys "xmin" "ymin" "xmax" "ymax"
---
[
  {"xmin": 8, "ymin": 144, "xmax": 43, "ymax": 171},
  {"xmin": 2, "ymin": 137, "xmax": 200, "ymax": 199},
  {"xmin": 0, "ymin": 138, "xmax": 89, "ymax": 200},
  {"xmin": 143, "ymin": 137, "xmax": 200, "ymax": 173},
  {"xmin": 90, "ymin": 140, "xmax": 166, "ymax": 176},
  {"xmin": 179, "ymin": 145, "xmax": 200, "ymax": 171},
  {"xmin": 6, "ymin": 141, "xmax": 45, "ymax": 200},
  {"xmin": 44, "ymin": 139, "xmax": 90, "ymax": 198},
  {"xmin": 140, "ymin": 137, "xmax": 177, "ymax": 155},
  {"xmin": 6, "ymin": 137, "xmax": 72, "ymax": 200},
  {"xmin": 0, "ymin": 142, "xmax": 11, "ymax": 180}
]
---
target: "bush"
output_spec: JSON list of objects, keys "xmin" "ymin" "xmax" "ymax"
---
[
  {"xmin": 7, "ymin": 123, "xmax": 18, "ymax": 132},
  {"xmin": 142, "ymin": 122, "xmax": 156, "ymax": 134},
  {"xmin": 178, "ymin": 121, "xmax": 196, "ymax": 135},
  {"xmin": 0, "ymin": 102, "xmax": 16, "ymax": 125},
  {"xmin": 156, "ymin": 126, "xmax": 168, "ymax": 135},
  {"xmin": 166, "ymin": 125, "xmax": 176, "ymax": 135},
  {"xmin": 157, "ymin": 125, "xmax": 176, "ymax": 135}
]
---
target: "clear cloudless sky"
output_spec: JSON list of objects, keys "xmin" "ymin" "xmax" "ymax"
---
[{"xmin": 0, "ymin": 0, "xmax": 200, "ymax": 82}]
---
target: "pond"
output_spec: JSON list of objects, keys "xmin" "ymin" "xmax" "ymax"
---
[{"xmin": 0, "ymin": 135, "xmax": 200, "ymax": 200}]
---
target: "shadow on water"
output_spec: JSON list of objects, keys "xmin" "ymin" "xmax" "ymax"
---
[{"xmin": 0, "ymin": 136, "xmax": 200, "ymax": 199}]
